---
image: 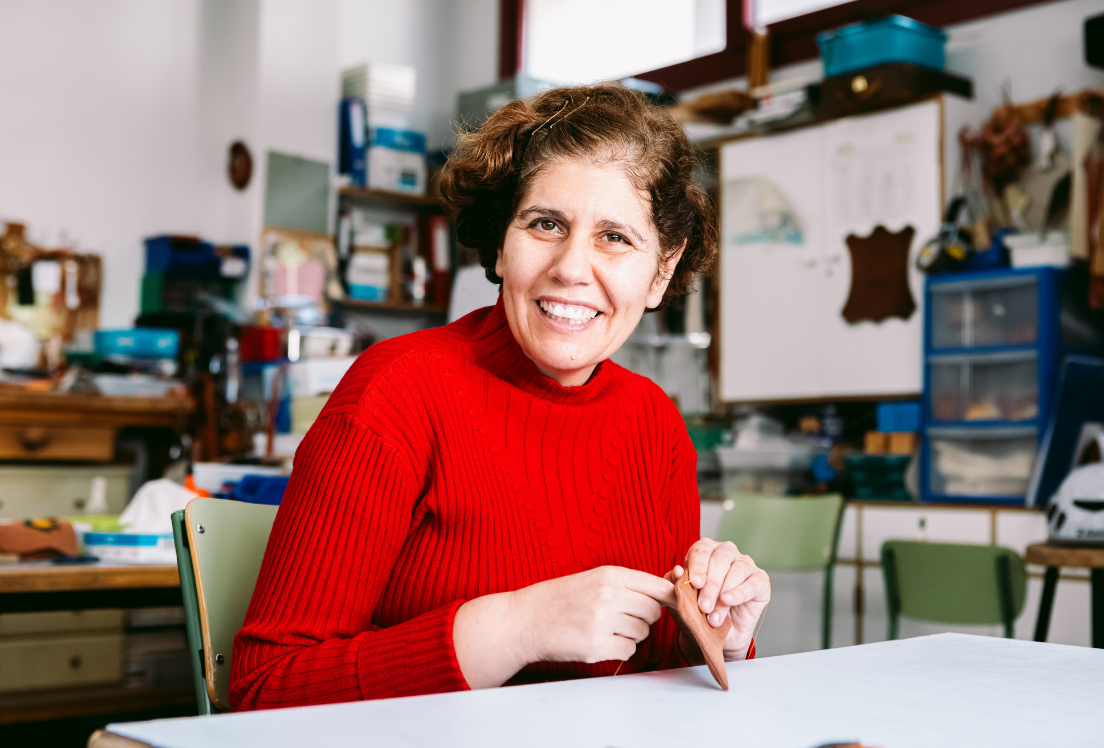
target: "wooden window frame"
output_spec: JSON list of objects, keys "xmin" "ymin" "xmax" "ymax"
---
[{"xmin": 500, "ymin": 0, "xmax": 1058, "ymax": 91}]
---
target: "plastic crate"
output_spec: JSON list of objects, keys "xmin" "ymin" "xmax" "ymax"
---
[
  {"xmin": 876, "ymin": 401, "xmax": 921, "ymax": 433},
  {"xmin": 94, "ymin": 329, "xmax": 179, "ymax": 359},
  {"xmin": 817, "ymin": 15, "xmax": 946, "ymax": 78}
]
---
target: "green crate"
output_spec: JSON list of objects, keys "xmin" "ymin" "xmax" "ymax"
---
[{"xmin": 141, "ymin": 273, "xmax": 238, "ymax": 314}]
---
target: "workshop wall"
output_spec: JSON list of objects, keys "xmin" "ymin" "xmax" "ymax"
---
[{"xmin": 0, "ymin": 0, "xmax": 498, "ymax": 329}]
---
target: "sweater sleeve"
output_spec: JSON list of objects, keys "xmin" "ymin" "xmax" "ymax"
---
[
  {"xmin": 230, "ymin": 413, "xmax": 470, "ymax": 710},
  {"xmin": 647, "ymin": 413, "xmax": 702, "ymax": 672}
]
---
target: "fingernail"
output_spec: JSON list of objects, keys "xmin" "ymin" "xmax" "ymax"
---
[
  {"xmin": 721, "ymin": 594, "xmax": 731, "ymax": 604},
  {"xmin": 699, "ymin": 597, "xmax": 711, "ymax": 610},
  {"xmin": 709, "ymin": 612, "xmax": 722, "ymax": 625},
  {"xmin": 690, "ymin": 575, "xmax": 702, "ymax": 585}
]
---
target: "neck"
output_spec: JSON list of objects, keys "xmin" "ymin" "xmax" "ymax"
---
[{"xmin": 532, "ymin": 360, "xmax": 597, "ymax": 388}]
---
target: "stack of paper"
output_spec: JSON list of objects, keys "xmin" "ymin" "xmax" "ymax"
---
[{"xmin": 342, "ymin": 62, "xmax": 416, "ymax": 130}]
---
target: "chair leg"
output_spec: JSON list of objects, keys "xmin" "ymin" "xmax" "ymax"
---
[
  {"xmin": 1034, "ymin": 567, "xmax": 1059, "ymax": 643},
  {"xmin": 996, "ymin": 553, "xmax": 1015, "ymax": 639},
  {"xmin": 821, "ymin": 564, "xmax": 834, "ymax": 649},
  {"xmin": 882, "ymin": 546, "xmax": 900, "ymax": 641}
]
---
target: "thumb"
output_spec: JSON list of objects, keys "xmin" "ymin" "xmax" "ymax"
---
[{"xmin": 664, "ymin": 564, "xmax": 685, "ymax": 584}]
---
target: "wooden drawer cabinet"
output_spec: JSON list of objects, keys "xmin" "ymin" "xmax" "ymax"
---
[
  {"xmin": 0, "ymin": 426, "xmax": 115, "ymax": 462},
  {"xmin": 0, "ymin": 632, "xmax": 124, "ymax": 693},
  {"xmin": 0, "ymin": 610, "xmax": 125, "ymax": 637},
  {"xmin": 0, "ymin": 464, "xmax": 132, "ymax": 520}
]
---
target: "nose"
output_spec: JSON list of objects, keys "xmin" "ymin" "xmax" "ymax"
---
[{"xmin": 547, "ymin": 232, "xmax": 593, "ymax": 287}]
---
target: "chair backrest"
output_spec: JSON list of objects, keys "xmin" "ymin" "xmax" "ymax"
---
[
  {"xmin": 716, "ymin": 493, "xmax": 844, "ymax": 572},
  {"xmin": 881, "ymin": 540, "xmax": 1026, "ymax": 634},
  {"xmin": 171, "ymin": 509, "xmax": 211, "ymax": 715},
  {"xmin": 182, "ymin": 498, "xmax": 278, "ymax": 711}
]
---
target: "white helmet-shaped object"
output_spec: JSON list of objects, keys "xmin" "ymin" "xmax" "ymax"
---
[{"xmin": 1047, "ymin": 462, "xmax": 1104, "ymax": 544}]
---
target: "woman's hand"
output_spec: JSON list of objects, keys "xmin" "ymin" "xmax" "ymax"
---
[
  {"xmin": 663, "ymin": 539, "xmax": 770, "ymax": 663},
  {"xmin": 453, "ymin": 566, "xmax": 674, "ymax": 689}
]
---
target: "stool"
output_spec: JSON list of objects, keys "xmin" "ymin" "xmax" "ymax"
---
[{"xmin": 1026, "ymin": 542, "xmax": 1104, "ymax": 648}]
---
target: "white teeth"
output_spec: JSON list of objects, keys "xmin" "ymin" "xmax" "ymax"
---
[{"xmin": 539, "ymin": 300, "xmax": 598, "ymax": 323}]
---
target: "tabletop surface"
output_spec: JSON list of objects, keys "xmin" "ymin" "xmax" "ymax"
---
[
  {"xmin": 1025, "ymin": 542, "xmax": 1104, "ymax": 568},
  {"xmin": 108, "ymin": 633, "xmax": 1104, "ymax": 748},
  {"xmin": 0, "ymin": 562, "xmax": 179, "ymax": 593}
]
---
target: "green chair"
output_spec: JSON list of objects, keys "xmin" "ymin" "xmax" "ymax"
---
[
  {"xmin": 171, "ymin": 498, "xmax": 279, "ymax": 714},
  {"xmin": 716, "ymin": 493, "xmax": 844, "ymax": 649},
  {"xmin": 880, "ymin": 540, "xmax": 1027, "ymax": 641}
]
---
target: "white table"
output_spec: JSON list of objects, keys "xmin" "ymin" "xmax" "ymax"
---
[{"xmin": 104, "ymin": 634, "xmax": 1103, "ymax": 748}]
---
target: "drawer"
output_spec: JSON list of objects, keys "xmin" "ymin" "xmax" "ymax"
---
[
  {"xmin": 0, "ymin": 632, "xmax": 123, "ymax": 693},
  {"xmin": 0, "ymin": 464, "xmax": 132, "ymax": 520},
  {"xmin": 930, "ymin": 275, "xmax": 1038, "ymax": 350},
  {"xmin": 928, "ymin": 352, "xmax": 1038, "ymax": 423},
  {"xmin": 0, "ymin": 426, "xmax": 115, "ymax": 461},
  {"xmin": 927, "ymin": 427, "xmax": 1037, "ymax": 498},
  {"xmin": 0, "ymin": 610, "xmax": 124, "ymax": 636}
]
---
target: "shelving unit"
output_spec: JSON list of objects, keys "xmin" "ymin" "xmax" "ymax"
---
[
  {"xmin": 335, "ymin": 187, "xmax": 452, "ymax": 320},
  {"xmin": 921, "ymin": 267, "xmax": 1103, "ymax": 505},
  {"xmin": 337, "ymin": 186, "xmax": 444, "ymax": 212}
]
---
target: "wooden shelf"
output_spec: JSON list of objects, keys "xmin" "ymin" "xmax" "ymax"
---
[
  {"xmin": 337, "ymin": 187, "xmax": 444, "ymax": 211},
  {"xmin": 335, "ymin": 297, "xmax": 447, "ymax": 315},
  {"xmin": 0, "ymin": 682, "xmax": 195, "ymax": 725},
  {"xmin": 0, "ymin": 564, "xmax": 179, "ymax": 595}
]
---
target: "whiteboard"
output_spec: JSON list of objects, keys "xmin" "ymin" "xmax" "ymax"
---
[{"xmin": 719, "ymin": 100, "xmax": 942, "ymax": 402}]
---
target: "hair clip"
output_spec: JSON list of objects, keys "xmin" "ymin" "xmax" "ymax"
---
[
  {"xmin": 552, "ymin": 96, "xmax": 590, "ymax": 128},
  {"xmin": 531, "ymin": 99, "xmax": 570, "ymax": 137}
]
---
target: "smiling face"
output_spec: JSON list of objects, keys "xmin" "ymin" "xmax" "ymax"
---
[{"xmin": 496, "ymin": 158, "xmax": 684, "ymax": 387}]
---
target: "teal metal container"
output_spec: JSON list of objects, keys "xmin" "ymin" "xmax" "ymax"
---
[{"xmin": 817, "ymin": 15, "xmax": 946, "ymax": 78}]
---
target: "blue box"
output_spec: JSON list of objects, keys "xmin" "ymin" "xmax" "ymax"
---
[
  {"xmin": 877, "ymin": 402, "xmax": 921, "ymax": 433},
  {"xmin": 817, "ymin": 15, "xmax": 946, "ymax": 78},
  {"xmin": 145, "ymin": 236, "xmax": 250, "ymax": 279},
  {"xmin": 95, "ymin": 329, "xmax": 179, "ymax": 359},
  {"xmin": 339, "ymin": 97, "xmax": 367, "ymax": 185}
]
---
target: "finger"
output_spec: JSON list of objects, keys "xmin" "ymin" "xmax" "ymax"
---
[
  {"xmin": 684, "ymin": 540, "xmax": 717, "ymax": 588},
  {"xmin": 617, "ymin": 568, "xmax": 676, "ymax": 606},
  {"xmin": 717, "ymin": 556, "xmax": 761, "ymax": 606},
  {"xmin": 616, "ymin": 588, "xmax": 664, "ymax": 625},
  {"xmin": 698, "ymin": 542, "xmax": 741, "ymax": 616},
  {"xmin": 613, "ymin": 611, "xmax": 652, "ymax": 643},
  {"xmin": 664, "ymin": 564, "xmax": 685, "ymax": 584},
  {"xmin": 720, "ymin": 567, "xmax": 772, "ymax": 609}
]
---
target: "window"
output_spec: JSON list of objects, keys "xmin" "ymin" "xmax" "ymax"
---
[
  {"xmin": 523, "ymin": 0, "xmax": 726, "ymax": 85},
  {"xmin": 502, "ymin": 0, "xmax": 1057, "ymax": 92},
  {"xmin": 751, "ymin": 0, "xmax": 847, "ymax": 27}
]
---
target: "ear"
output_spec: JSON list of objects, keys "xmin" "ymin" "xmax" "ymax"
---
[
  {"xmin": 646, "ymin": 241, "xmax": 686, "ymax": 308},
  {"xmin": 495, "ymin": 245, "xmax": 505, "ymax": 280}
]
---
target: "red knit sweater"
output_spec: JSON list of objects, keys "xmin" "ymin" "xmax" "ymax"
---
[{"xmin": 230, "ymin": 299, "xmax": 704, "ymax": 710}]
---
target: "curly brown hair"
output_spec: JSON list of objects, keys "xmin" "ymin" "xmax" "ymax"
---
[{"xmin": 438, "ymin": 84, "xmax": 717, "ymax": 308}]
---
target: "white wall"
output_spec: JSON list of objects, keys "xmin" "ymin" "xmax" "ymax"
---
[{"xmin": 0, "ymin": 0, "xmax": 498, "ymax": 329}]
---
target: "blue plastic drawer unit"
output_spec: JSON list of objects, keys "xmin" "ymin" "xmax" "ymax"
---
[
  {"xmin": 921, "ymin": 268, "xmax": 1103, "ymax": 504},
  {"xmin": 817, "ymin": 15, "xmax": 947, "ymax": 78}
]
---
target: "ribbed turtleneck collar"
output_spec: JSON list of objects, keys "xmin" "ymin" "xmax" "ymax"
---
[{"xmin": 464, "ymin": 296, "xmax": 614, "ymax": 405}]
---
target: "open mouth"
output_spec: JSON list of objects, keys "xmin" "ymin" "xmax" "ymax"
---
[{"xmin": 537, "ymin": 299, "xmax": 601, "ymax": 325}]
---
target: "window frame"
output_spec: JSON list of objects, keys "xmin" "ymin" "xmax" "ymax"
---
[{"xmin": 500, "ymin": 0, "xmax": 1057, "ymax": 91}]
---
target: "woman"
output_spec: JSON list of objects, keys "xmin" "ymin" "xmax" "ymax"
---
[{"xmin": 231, "ymin": 84, "xmax": 770, "ymax": 710}]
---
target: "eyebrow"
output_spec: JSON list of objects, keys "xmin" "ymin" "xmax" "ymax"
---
[{"xmin": 516, "ymin": 206, "xmax": 648, "ymax": 246}]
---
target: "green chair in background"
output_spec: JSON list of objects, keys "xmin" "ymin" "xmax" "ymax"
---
[
  {"xmin": 880, "ymin": 540, "xmax": 1026, "ymax": 640},
  {"xmin": 716, "ymin": 493, "xmax": 845, "ymax": 650},
  {"xmin": 171, "ymin": 498, "xmax": 279, "ymax": 714}
]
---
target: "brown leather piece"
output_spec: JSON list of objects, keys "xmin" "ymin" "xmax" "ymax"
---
[
  {"xmin": 674, "ymin": 568, "xmax": 731, "ymax": 690},
  {"xmin": 842, "ymin": 225, "xmax": 917, "ymax": 324},
  {"xmin": 0, "ymin": 521, "xmax": 78, "ymax": 560}
]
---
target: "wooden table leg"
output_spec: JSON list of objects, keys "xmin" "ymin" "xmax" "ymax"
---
[
  {"xmin": 1093, "ymin": 568, "xmax": 1104, "ymax": 649},
  {"xmin": 1034, "ymin": 566, "xmax": 1059, "ymax": 643}
]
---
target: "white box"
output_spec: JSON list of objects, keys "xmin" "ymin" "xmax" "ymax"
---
[
  {"xmin": 287, "ymin": 356, "xmax": 357, "ymax": 397},
  {"xmin": 1007, "ymin": 232, "xmax": 1070, "ymax": 269},
  {"xmin": 367, "ymin": 145, "xmax": 426, "ymax": 195},
  {"xmin": 83, "ymin": 532, "xmax": 176, "ymax": 564}
]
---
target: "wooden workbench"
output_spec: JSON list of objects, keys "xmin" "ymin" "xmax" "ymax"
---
[
  {"xmin": 0, "ymin": 563, "xmax": 182, "ymax": 614},
  {"xmin": 0, "ymin": 389, "xmax": 193, "ymax": 461}
]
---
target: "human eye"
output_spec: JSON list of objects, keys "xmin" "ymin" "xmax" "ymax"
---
[
  {"xmin": 603, "ymin": 232, "xmax": 628, "ymax": 244},
  {"xmin": 528, "ymin": 217, "xmax": 561, "ymax": 234}
]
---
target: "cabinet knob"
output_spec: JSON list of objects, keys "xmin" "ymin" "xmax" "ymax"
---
[
  {"xmin": 69, "ymin": 655, "xmax": 82, "ymax": 669},
  {"xmin": 18, "ymin": 428, "xmax": 51, "ymax": 452}
]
